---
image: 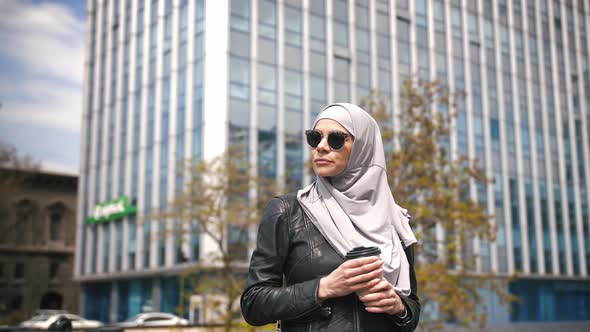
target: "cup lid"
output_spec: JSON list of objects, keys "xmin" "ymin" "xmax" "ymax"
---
[{"xmin": 345, "ymin": 246, "xmax": 381, "ymax": 260}]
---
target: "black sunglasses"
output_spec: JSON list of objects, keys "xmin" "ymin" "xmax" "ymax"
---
[{"xmin": 305, "ymin": 129, "xmax": 350, "ymax": 150}]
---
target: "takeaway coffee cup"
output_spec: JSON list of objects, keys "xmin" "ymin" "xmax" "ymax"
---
[
  {"xmin": 345, "ymin": 246, "xmax": 381, "ymax": 260},
  {"xmin": 346, "ymin": 246, "xmax": 384, "ymax": 290}
]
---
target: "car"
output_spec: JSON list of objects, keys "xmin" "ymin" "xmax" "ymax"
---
[
  {"xmin": 117, "ymin": 312, "xmax": 189, "ymax": 327},
  {"xmin": 20, "ymin": 313, "xmax": 103, "ymax": 330}
]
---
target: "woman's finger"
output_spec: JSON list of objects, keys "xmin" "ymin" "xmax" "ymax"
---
[
  {"xmin": 361, "ymin": 287, "xmax": 405, "ymax": 315},
  {"xmin": 343, "ymin": 259, "xmax": 383, "ymax": 279},
  {"xmin": 349, "ymin": 276, "xmax": 382, "ymax": 292},
  {"xmin": 342, "ymin": 256, "xmax": 379, "ymax": 268},
  {"xmin": 345, "ymin": 265, "xmax": 384, "ymax": 286},
  {"xmin": 342, "ymin": 258, "xmax": 383, "ymax": 276},
  {"xmin": 356, "ymin": 278, "xmax": 384, "ymax": 297},
  {"xmin": 366, "ymin": 279, "xmax": 391, "ymax": 292},
  {"xmin": 360, "ymin": 289, "xmax": 392, "ymax": 304},
  {"xmin": 365, "ymin": 305, "xmax": 396, "ymax": 314},
  {"xmin": 357, "ymin": 280, "xmax": 390, "ymax": 301},
  {"xmin": 363, "ymin": 296, "xmax": 396, "ymax": 308}
]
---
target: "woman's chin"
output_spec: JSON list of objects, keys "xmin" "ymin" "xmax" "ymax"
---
[{"xmin": 314, "ymin": 167, "xmax": 341, "ymax": 177}]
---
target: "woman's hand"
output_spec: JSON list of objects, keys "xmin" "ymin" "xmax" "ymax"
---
[
  {"xmin": 357, "ymin": 278, "xmax": 406, "ymax": 315},
  {"xmin": 317, "ymin": 257, "xmax": 383, "ymax": 301}
]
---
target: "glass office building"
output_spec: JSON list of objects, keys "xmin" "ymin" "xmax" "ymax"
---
[{"xmin": 76, "ymin": 0, "xmax": 590, "ymax": 325}]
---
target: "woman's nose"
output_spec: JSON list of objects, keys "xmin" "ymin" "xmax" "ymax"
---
[{"xmin": 315, "ymin": 135, "xmax": 330, "ymax": 152}]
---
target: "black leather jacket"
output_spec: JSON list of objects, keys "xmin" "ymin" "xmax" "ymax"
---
[{"xmin": 241, "ymin": 193, "xmax": 420, "ymax": 332}]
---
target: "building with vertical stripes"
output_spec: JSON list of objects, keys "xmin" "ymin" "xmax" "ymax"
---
[{"xmin": 76, "ymin": 0, "xmax": 590, "ymax": 326}]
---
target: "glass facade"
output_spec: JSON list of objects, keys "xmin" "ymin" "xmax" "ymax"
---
[
  {"xmin": 78, "ymin": 0, "xmax": 204, "ymax": 320},
  {"xmin": 510, "ymin": 279, "xmax": 590, "ymax": 321},
  {"xmin": 77, "ymin": 0, "xmax": 590, "ymax": 325},
  {"xmin": 83, "ymin": 282, "xmax": 110, "ymax": 323}
]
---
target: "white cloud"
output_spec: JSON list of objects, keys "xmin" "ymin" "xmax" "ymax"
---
[
  {"xmin": 0, "ymin": 80, "xmax": 82, "ymax": 132},
  {"xmin": 0, "ymin": 0, "xmax": 85, "ymax": 84},
  {"xmin": 40, "ymin": 159, "xmax": 79, "ymax": 176},
  {"xmin": 0, "ymin": 0, "xmax": 85, "ymax": 132}
]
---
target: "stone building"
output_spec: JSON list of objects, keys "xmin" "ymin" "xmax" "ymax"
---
[{"xmin": 0, "ymin": 168, "xmax": 79, "ymax": 324}]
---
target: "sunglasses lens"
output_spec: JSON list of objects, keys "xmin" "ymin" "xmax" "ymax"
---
[
  {"xmin": 327, "ymin": 132, "xmax": 346, "ymax": 150},
  {"xmin": 305, "ymin": 130, "xmax": 322, "ymax": 148},
  {"xmin": 305, "ymin": 130, "xmax": 348, "ymax": 149}
]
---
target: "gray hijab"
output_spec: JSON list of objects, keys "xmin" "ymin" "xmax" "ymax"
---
[{"xmin": 296, "ymin": 103, "xmax": 417, "ymax": 296}]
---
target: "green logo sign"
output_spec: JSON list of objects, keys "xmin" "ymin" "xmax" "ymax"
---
[{"xmin": 85, "ymin": 196, "xmax": 137, "ymax": 224}]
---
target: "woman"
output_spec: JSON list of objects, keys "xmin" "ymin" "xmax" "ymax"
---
[{"xmin": 241, "ymin": 103, "xmax": 420, "ymax": 332}]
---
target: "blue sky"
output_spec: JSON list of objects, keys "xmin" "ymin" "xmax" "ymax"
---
[{"xmin": 0, "ymin": 0, "xmax": 86, "ymax": 174}]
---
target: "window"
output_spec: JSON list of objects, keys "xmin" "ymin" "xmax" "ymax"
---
[
  {"xmin": 256, "ymin": 61, "xmax": 276, "ymax": 88},
  {"xmin": 309, "ymin": 0, "xmax": 325, "ymax": 14},
  {"xmin": 333, "ymin": 0, "xmax": 349, "ymax": 48},
  {"xmin": 231, "ymin": 0, "xmax": 249, "ymax": 19},
  {"xmin": 229, "ymin": 57, "xmax": 250, "ymax": 99},
  {"xmin": 50, "ymin": 262, "xmax": 60, "ymax": 279},
  {"xmin": 228, "ymin": 225, "xmax": 249, "ymax": 261},
  {"xmin": 258, "ymin": 38, "xmax": 277, "ymax": 64},
  {"xmin": 310, "ymin": 76, "xmax": 327, "ymax": 101},
  {"xmin": 491, "ymin": 119, "xmax": 500, "ymax": 141},
  {"xmin": 397, "ymin": 0, "xmax": 408, "ymax": 11},
  {"xmin": 285, "ymin": 45, "xmax": 302, "ymax": 69},
  {"xmin": 103, "ymin": 224, "xmax": 110, "ymax": 272},
  {"xmin": 309, "ymin": 15, "xmax": 325, "ymax": 41},
  {"xmin": 230, "ymin": 30, "xmax": 250, "ymax": 57},
  {"xmin": 310, "ymin": 52, "xmax": 326, "ymax": 74},
  {"xmin": 259, "ymin": 0, "xmax": 277, "ymax": 39},
  {"xmin": 15, "ymin": 200, "xmax": 34, "ymax": 243},
  {"xmin": 333, "ymin": 57, "xmax": 350, "ymax": 101},
  {"xmin": 14, "ymin": 263, "xmax": 24, "ymax": 279},
  {"xmin": 285, "ymin": 6, "xmax": 302, "ymax": 47},
  {"xmin": 355, "ymin": 4, "xmax": 369, "ymax": 29},
  {"xmin": 146, "ymin": 314, "xmax": 171, "ymax": 322},
  {"xmin": 333, "ymin": 21, "xmax": 348, "ymax": 48},
  {"xmin": 50, "ymin": 212, "xmax": 62, "ymax": 241},
  {"xmin": 397, "ymin": 19, "xmax": 410, "ymax": 41},
  {"xmin": 284, "ymin": 70, "xmax": 302, "ymax": 97},
  {"xmin": 11, "ymin": 296, "xmax": 22, "ymax": 310},
  {"xmin": 356, "ymin": 29, "xmax": 370, "ymax": 52},
  {"xmin": 433, "ymin": 0, "xmax": 445, "ymax": 31},
  {"xmin": 451, "ymin": 6, "xmax": 462, "ymax": 37}
]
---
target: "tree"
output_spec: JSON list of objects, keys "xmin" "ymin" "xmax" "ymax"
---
[
  {"xmin": 158, "ymin": 145, "xmax": 279, "ymax": 332},
  {"xmin": 0, "ymin": 143, "xmax": 40, "ymax": 243},
  {"xmin": 0, "ymin": 143, "xmax": 38, "ymax": 169},
  {"xmin": 360, "ymin": 79, "xmax": 516, "ymax": 330}
]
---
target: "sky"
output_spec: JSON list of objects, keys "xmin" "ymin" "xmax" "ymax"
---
[{"xmin": 0, "ymin": 0, "xmax": 86, "ymax": 175}]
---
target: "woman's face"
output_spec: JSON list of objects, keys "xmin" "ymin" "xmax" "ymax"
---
[{"xmin": 311, "ymin": 119, "xmax": 354, "ymax": 177}]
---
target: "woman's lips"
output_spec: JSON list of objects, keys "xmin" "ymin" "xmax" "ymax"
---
[{"xmin": 314, "ymin": 158, "xmax": 332, "ymax": 165}]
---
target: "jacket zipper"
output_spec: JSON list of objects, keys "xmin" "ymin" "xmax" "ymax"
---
[{"xmin": 354, "ymin": 297, "xmax": 360, "ymax": 332}]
